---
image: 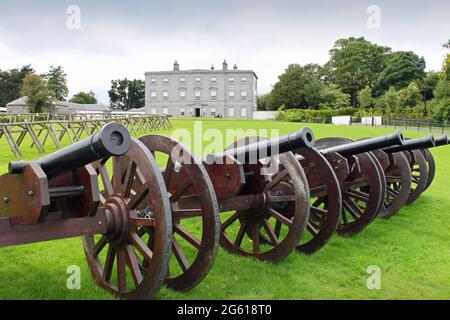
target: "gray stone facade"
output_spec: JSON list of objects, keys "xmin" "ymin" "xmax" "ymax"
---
[{"xmin": 144, "ymin": 61, "xmax": 257, "ymax": 118}]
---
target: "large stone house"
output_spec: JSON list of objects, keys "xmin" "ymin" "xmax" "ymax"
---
[{"xmin": 144, "ymin": 61, "xmax": 258, "ymax": 118}]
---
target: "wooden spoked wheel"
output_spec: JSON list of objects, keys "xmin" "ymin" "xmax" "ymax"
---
[
  {"xmin": 139, "ymin": 135, "xmax": 220, "ymax": 292},
  {"xmin": 220, "ymin": 137, "xmax": 310, "ymax": 262},
  {"xmin": 372, "ymin": 150, "xmax": 412, "ymax": 219},
  {"xmin": 294, "ymin": 147, "xmax": 342, "ymax": 254},
  {"xmin": 404, "ymin": 149, "xmax": 429, "ymax": 205},
  {"xmin": 421, "ymin": 149, "xmax": 436, "ymax": 191},
  {"xmin": 315, "ymin": 138, "xmax": 385, "ymax": 237},
  {"xmin": 83, "ymin": 138, "xmax": 172, "ymax": 300}
]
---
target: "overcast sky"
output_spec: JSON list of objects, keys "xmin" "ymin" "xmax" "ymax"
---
[{"xmin": 0, "ymin": 0, "xmax": 449, "ymax": 103}]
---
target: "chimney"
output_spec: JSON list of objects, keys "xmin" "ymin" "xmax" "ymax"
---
[
  {"xmin": 211, "ymin": 65, "xmax": 215, "ymax": 70},
  {"xmin": 173, "ymin": 60, "xmax": 180, "ymax": 71},
  {"xmin": 233, "ymin": 64, "xmax": 238, "ymax": 70},
  {"xmin": 222, "ymin": 60, "xmax": 228, "ymax": 71}
]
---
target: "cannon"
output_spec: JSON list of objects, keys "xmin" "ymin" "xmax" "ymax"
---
[
  {"xmin": 0, "ymin": 123, "xmax": 176, "ymax": 300},
  {"xmin": 307, "ymin": 131, "xmax": 404, "ymax": 242},
  {"xmin": 371, "ymin": 134, "xmax": 449, "ymax": 218},
  {"xmin": 124, "ymin": 128, "xmax": 315, "ymax": 292}
]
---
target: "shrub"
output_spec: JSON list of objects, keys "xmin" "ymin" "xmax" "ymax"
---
[{"xmin": 276, "ymin": 108, "xmax": 357, "ymax": 123}]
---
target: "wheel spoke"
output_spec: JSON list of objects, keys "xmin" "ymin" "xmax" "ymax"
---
[
  {"xmin": 170, "ymin": 180, "xmax": 193, "ymax": 202},
  {"xmin": 93, "ymin": 236, "xmax": 107, "ymax": 256},
  {"xmin": 262, "ymin": 219, "xmax": 279, "ymax": 245},
  {"xmin": 269, "ymin": 208, "xmax": 293, "ymax": 227},
  {"xmin": 309, "ymin": 185, "xmax": 327, "ymax": 197},
  {"xmin": 234, "ymin": 222, "xmax": 247, "ymax": 247},
  {"xmin": 341, "ymin": 209, "xmax": 348, "ymax": 224},
  {"xmin": 385, "ymin": 176, "xmax": 402, "ymax": 183},
  {"xmin": 346, "ymin": 189, "xmax": 370, "ymax": 202},
  {"xmin": 122, "ymin": 161, "xmax": 137, "ymax": 198},
  {"xmin": 268, "ymin": 194, "xmax": 296, "ymax": 202},
  {"xmin": 112, "ymin": 157, "xmax": 123, "ymax": 193},
  {"xmin": 264, "ymin": 169, "xmax": 288, "ymax": 191},
  {"xmin": 343, "ymin": 198, "xmax": 362, "ymax": 219},
  {"xmin": 252, "ymin": 224, "xmax": 260, "ymax": 254},
  {"xmin": 117, "ymin": 249, "xmax": 127, "ymax": 292},
  {"xmin": 172, "ymin": 237, "xmax": 190, "ymax": 273},
  {"xmin": 127, "ymin": 185, "xmax": 150, "ymax": 210},
  {"xmin": 174, "ymin": 224, "xmax": 201, "ymax": 249},
  {"xmin": 386, "ymin": 186, "xmax": 400, "ymax": 198},
  {"xmin": 103, "ymin": 245, "xmax": 115, "ymax": 282},
  {"xmin": 221, "ymin": 211, "xmax": 241, "ymax": 231},
  {"xmin": 164, "ymin": 156, "xmax": 175, "ymax": 187},
  {"xmin": 172, "ymin": 209, "xmax": 204, "ymax": 219},
  {"xmin": 307, "ymin": 222, "xmax": 319, "ymax": 236},
  {"xmin": 98, "ymin": 163, "xmax": 114, "ymax": 196},
  {"xmin": 130, "ymin": 232, "xmax": 154, "ymax": 261},
  {"xmin": 125, "ymin": 245, "xmax": 143, "ymax": 287}
]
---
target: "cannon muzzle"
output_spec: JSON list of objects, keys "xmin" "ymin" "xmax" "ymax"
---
[
  {"xmin": 9, "ymin": 123, "xmax": 131, "ymax": 178},
  {"xmin": 382, "ymin": 135, "xmax": 435, "ymax": 153},
  {"xmin": 320, "ymin": 131, "xmax": 404, "ymax": 156},
  {"xmin": 434, "ymin": 135, "xmax": 448, "ymax": 147},
  {"xmin": 206, "ymin": 127, "xmax": 315, "ymax": 164}
]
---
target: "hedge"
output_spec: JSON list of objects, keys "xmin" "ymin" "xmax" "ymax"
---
[{"xmin": 276, "ymin": 108, "xmax": 358, "ymax": 123}]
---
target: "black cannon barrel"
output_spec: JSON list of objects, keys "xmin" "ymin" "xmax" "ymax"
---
[
  {"xmin": 206, "ymin": 127, "xmax": 315, "ymax": 164},
  {"xmin": 382, "ymin": 135, "xmax": 435, "ymax": 153},
  {"xmin": 320, "ymin": 131, "xmax": 404, "ymax": 156},
  {"xmin": 434, "ymin": 135, "xmax": 448, "ymax": 147},
  {"xmin": 9, "ymin": 123, "xmax": 131, "ymax": 179}
]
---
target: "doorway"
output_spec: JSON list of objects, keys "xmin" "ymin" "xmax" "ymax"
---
[{"xmin": 195, "ymin": 108, "xmax": 201, "ymax": 117}]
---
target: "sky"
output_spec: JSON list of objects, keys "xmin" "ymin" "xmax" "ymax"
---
[{"xmin": 0, "ymin": 0, "xmax": 449, "ymax": 104}]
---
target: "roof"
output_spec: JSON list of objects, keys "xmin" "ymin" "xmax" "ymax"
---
[
  {"xmin": 6, "ymin": 96, "xmax": 28, "ymax": 106},
  {"xmin": 145, "ymin": 69, "xmax": 258, "ymax": 79},
  {"xmin": 5, "ymin": 96, "xmax": 110, "ymax": 112}
]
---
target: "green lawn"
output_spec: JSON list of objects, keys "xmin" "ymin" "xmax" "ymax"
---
[{"xmin": 0, "ymin": 119, "xmax": 448, "ymax": 300}]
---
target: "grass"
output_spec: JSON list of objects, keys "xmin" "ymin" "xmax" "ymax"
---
[{"xmin": 0, "ymin": 119, "xmax": 449, "ymax": 300}]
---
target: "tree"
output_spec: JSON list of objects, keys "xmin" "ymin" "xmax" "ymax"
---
[
  {"xmin": 108, "ymin": 79, "xmax": 145, "ymax": 110},
  {"xmin": 270, "ymin": 63, "xmax": 327, "ymax": 109},
  {"xmin": 0, "ymin": 65, "xmax": 34, "ymax": 107},
  {"xmin": 326, "ymin": 37, "xmax": 391, "ymax": 107},
  {"xmin": 422, "ymin": 71, "xmax": 441, "ymax": 100},
  {"xmin": 397, "ymin": 82, "xmax": 422, "ymax": 108},
  {"xmin": 358, "ymin": 86, "xmax": 374, "ymax": 109},
  {"xmin": 433, "ymin": 80, "xmax": 450, "ymax": 99},
  {"xmin": 319, "ymin": 84, "xmax": 351, "ymax": 109},
  {"xmin": 375, "ymin": 51, "xmax": 426, "ymax": 93},
  {"xmin": 376, "ymin": 87, "xmax": 399, "ymax": 114},
  {"xmin": 43, "ymin": 66, "xmax": 68, "ymax": 101},
  {"xmin": 257, "ymin": 93, "xmax": 272, "ymax": 111},
  {"xmin": 20, "ymin": 74, "xmax": 54, "ymax": 113},
  {"xmin": 70, "ymin": 91, "xmax": 98, "ymax": 104}
]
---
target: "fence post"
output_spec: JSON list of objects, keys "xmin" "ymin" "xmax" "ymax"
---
[
  {"xmin": 418, "ymin": 121, "xmax": 420, "ymax": 132},
  {"xmin": 429, "ymin": 121, "xmax": 432, "ymax": 133},
  {"xmin": 406, "ymin": 119, "xmax": 408, "ymax": 130}
]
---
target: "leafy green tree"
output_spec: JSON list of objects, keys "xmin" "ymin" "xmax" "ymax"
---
[
  {"xmin": 376, "ymin": 87, "xmax": 399, "ymax": 114},
  {"xmin": 70, "ymin": 91, "xmax": 98, "ymax": 104},
  {"xmin": 422, "ymin": 71, "xmax": 441, "ymax": 100},
  {"xmin": 270, "ymin": 63, "xmax": 327, "ymax": 109},
  {"xmin": 375, "ymin": 51, "xmax": 426, "ymax": 93},
  {"xmin": 319, "ymin": 84, "xmax": 351, "ymax": 109},
  {"xmin": 42, "ymin": 66, "xmax": 68, "ymax": 101},
  {"xmin": 0, "ymin": 65, "xmax": 34, "ymax": 107},
  {"xmin": 358, "ymin": 86, "xmax": 374, "ymax": 109},
  {"xmin": 397, "ymin": 82, "xmax": 422, "ymax": 108},
  {"xmin": 433, "ymin": 80, "xmax": 450, "ymax": 99},
  {"xmin": 257, "ymin": 93, "xmax": 274, "ymax": 111},
  {"xmin": 441, "ymin": 54, "xmax": 450, "ymax": 81},
  {"xmin": 326, "ymin": 37, "xmax": 391, "ymax": 107},
  {"xmin": 108, "ymin": 79, "xmax": 145, "ymax": 110},
  {"xmin": 20, "ymin": 74, "xmax": 54, "ymax": 113}
]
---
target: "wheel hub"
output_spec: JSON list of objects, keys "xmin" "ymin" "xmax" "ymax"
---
[{"xmin": 104, "ymin": 196, "xmax": 130, "ymax": 247}]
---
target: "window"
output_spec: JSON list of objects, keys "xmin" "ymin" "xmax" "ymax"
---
[
  {"xmin": 179, "ymin": 77, "xmax": 186, "ymax": 85},
  {"xmin": 150, "ymin": 91, "xmax": 157, "ymax": 99},
  {"xmin": 194, "ymin": 77, "xmax": 201, "ymax": 85},
  {"xmin": 150, "ymin": 78, "xmax": 157, "ymax": 85},
  {"xmin": 228, "ymin": 107, "xmax": 234, "ymax": 117},
  {"xmin": 179, "ymin": 90, "xmax": 186, "ymax": 99},
  {"xmin": 150, "ymin": 108, "xmax": 156, "ymax": 115},
  {"xmin": 241, "ymin": 107, "xmax": 247, "ymax": 117},
  {"xmin": 210, "ymin": 77, "xmax": 217, "ymax": 84},
  {"xmin": 228, "ymin": 90, "xmax": 235, "ymax": 100},
  {"xmin": 241, "ymin": 77, "xmax": 248, "ymax": 83},
  {"xmin": 163, "ymin": 91, "xmax": 169, "ymax": 100},
  {"xmin": 162, "ymin": 78, "xmax": 169, "ymax": 85},
  {"xmin": 228, "ymin": 77, "xmax": 235, "ymax": 84},
  {"xmin": 210, "ymin": 89, "xmax": 217, "ymax": 101},
  {"xmin": 195, "ymin": 89, "xmax": 202, "ymax": 100},
  {"xmin": 241, "ymin": 90, "xmax": 247, "ymax": 100},
  {"xmin": 180, "ymin": 107, "xmax": 186, "ymax": 116},
  {"xmin": 162, "ymin": 107, "xmax": 169, "ymax": 115},
  {"xmin": 210, "ymin": 107, "xmax": 216, "ymax": 117}
]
